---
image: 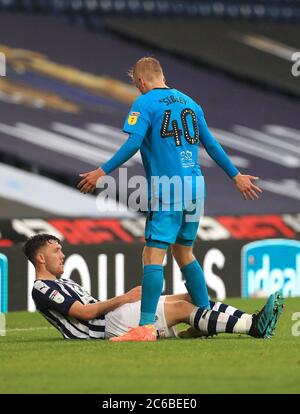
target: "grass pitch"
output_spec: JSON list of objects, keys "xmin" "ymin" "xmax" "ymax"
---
[{"xmin": 1, "ymin": 297, "xmax": 300, "ymax": 394}]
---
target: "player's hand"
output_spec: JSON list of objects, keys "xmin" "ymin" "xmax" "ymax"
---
[
  {"xmin": 124, "ymin": 286, "xmax": 142, "ymax": 303},
  {"xmin": 233, "ymin": 173, "xmax": 263, "ymax": 200},
  {"xmin": 77, "ymin": 167, "xmax": 106, "ymax": 194}
]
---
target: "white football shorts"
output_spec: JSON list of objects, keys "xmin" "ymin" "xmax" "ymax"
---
[{"xmin": 104, "ymin": 296, "xmax": 177, "ymax": 339}]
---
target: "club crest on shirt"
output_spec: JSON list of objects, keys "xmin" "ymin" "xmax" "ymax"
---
[
  {"xmin": 49, "ymin": 290, "xmax": 65, "ymax": 304},
  {"xmin": 128, "ymin": 111, "xmax": 140, "ymax": 125}
]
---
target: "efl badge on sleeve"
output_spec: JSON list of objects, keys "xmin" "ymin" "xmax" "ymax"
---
[{"xmin": 128, "ymin": 111, "xmax": 140, "ymax": 125}]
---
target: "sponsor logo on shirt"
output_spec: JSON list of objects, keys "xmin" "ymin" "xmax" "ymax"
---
[
  {"xmin": 128, "ymin": 111, "xmax": 140, "ymax": 125},
  {"xmin": 180, "ymin": 150, "xmax": 194, "ymax": 168},
  {"xmin": 49, "ymin": 290, "xmax": 65, "ymax": 304}
]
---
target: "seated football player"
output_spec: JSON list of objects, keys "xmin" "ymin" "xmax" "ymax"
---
[{"xmin": 23, "ymin": 234, "xmax": 284, "ymax": 341}]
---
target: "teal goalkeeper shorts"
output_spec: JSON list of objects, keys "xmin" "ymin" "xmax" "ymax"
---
[{"xmin": 145, "ymin": 199, "xmax": 202, "ymax": 249}]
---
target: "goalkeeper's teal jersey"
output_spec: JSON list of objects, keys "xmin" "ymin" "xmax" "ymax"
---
[{"xmin": 123, "ymin": 87, "xmax": 203, "ymax": 202}]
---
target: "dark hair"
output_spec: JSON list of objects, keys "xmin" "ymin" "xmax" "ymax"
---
[{"xmin": 23, "ymin": 234, "xmax": 61, "ymax": 265}]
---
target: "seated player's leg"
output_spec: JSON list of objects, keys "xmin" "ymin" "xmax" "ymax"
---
[
  {"xmin": 161, "ymin": 299, "xmax": 248, "ymax": 338},
  {"xmin": 108, "ymin": 291, "xmax": 284, "ymax": 341},
  {"xmin": 153, "ymin": 296, "xmax": 179, "ymax": 339},
  {"xmin": 178, "ymin": 298, "xmax": 254, "ymax": 338},
  {"xmin": 108, "ymin": 297, "xmax": 177, "ymax": 341},
  {"xmin": 157, "ymin": 298, "xmax": 252, "ymax": 339},
  {"xmin": 248, "ymin": 290, "xmax": 284, "ymax": 338},
  {"xmin": 163, "ymin": 299, "xmax": 195, "ymax": 327},
  {"xmin": 165, "ymin": 293, "xmax": 191, "ymax": 302},
  {"xmin": 165, "ymin": 293, "xmax": 253, "ymax": 323},
  {"xmin": 162, "ymin": 299, "xmax": 252, "ymax": 338},
  {"xmin": 209, "ymin": 300, "xmax": 251, "ymax": 320},
  {"xmin": 188, "ymin": 291, "xmax": 284, "ymax": 339},
  {"xmin": 162, "ymin": 291, "xmax": 285, "ymax": 340},
  {"xmin": 105, "ymin": 301, "xmax": 141, "ymax": 339},
  {"xmin": 165, "ymin": 293, "xmax": 218, "ymax": 338},
  {"xmin": 268, "ymin": 290, "xmax": 285, "ymax": 336}
]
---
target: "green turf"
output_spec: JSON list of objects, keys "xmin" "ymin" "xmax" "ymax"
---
[{"xmin": 1, "ymin": 297, "xmax": 300, "ymax": 394}]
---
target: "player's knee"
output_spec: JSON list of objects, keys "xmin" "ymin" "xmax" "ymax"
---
[
  {"xmin": 142, "ymin": 247, "xmax": 152, "ymax": 264},
  {"xmin": 171, "ymin": 245, "xmax": 194, "ymax": 268},
  {"xmin": 143, "ymin": 247, "xmax": 165, "ymax": 265},
  {"xmin": 171, "ymin": 244, "xmax": 181, "ymax": 261},
  {"xmin": 174, "ymin": 300, "xmax": 191, "ymax": 313},
  {"xmin": 182, "ymin": 293, "xmax": 192, "ymax": 303}
]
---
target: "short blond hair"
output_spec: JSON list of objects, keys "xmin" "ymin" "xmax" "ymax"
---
[{"xmin": 128, "ymin": 56, "xmax": 164, "ymax": 82}]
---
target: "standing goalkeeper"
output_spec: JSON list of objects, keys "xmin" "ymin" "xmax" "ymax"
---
[{"xmin": 78, "ymin": 57, "xmax": 262, "ymax": 342}]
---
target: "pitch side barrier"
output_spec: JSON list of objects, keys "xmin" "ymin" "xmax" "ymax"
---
[{"xmin": 0, "ymin": 213, "xmax": 299, "ymax": 311}]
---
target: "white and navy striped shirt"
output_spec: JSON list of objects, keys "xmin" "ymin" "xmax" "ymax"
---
[{"xmin": 32, "ymin": 278, "xmax": 105, "ymax": 339}]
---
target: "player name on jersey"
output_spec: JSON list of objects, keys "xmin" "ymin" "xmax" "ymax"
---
[{"xmin": 159, "ymin": 95, "xmax": 187, "ymax": 106}]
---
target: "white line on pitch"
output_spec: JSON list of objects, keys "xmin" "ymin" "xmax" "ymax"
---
[{"xmin": 7, "ymin": 327, "xmax": 54, "ymax": 332}]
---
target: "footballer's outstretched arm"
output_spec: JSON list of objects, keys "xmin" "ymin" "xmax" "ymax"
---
[
  {"xmin": 68, "ymin": 286, "xmax": 141, "ymax": 321},
  {"xmin": 198, "ymin": 112, "xmax": 239, "ymax": 178},
  {"xmin": 77, "ymin": 133, "xmax": 144, "ymax": 194}
]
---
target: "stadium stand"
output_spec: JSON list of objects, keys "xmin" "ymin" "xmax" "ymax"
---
[
  {"xmin": 0, "ymin": 1, "xmax": 300, "ymax": 22},
  {"xmin": 0, "ymin": 13, "xmax": 299, "ymax": 216},
  {"xmin": 106, "ymin": 18, "xmax": 300, "ymax": 97}
]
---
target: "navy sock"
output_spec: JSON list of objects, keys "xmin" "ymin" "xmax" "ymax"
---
[{"xmin": 210, "ymin": 301, "xmax": 246, "ymax": 318}]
